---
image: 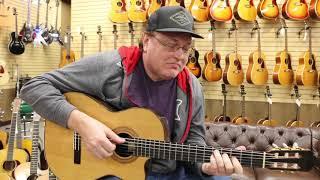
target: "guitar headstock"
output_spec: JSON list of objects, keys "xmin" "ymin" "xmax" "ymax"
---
[
  {"xmin": 55, "ymin": 0, "xmax": 59, "ymax": 7},
  {"xmin": 97, "ymin": 25, "xmax": 102, "ymax": 38},
  {"xmin": 209, "ymin": 20, "xmax": 215, "ymax": 31},
  {"xmin": 46, "ymin": 0, "xmax": 50, "ymax": 4},
  {"xmin": 221, "ymin": 84, "xmax": 227, "ymax": 95},
  {"xmin": 293, "ymin": 85, "xmax": 300, "ymax": 99},
  {"xmin": 240, "ymin": 85, "xmax": 246, "ymax": 97},
  {"xmin": 12, "ymin": 7, "xmax": 16, "ymax": 15},
  {"xmin": 112, "ymin": 24, "xmax": 118, "ymax": 35},
  {"xmin": 128, "ymin": 22, "xmax": 134, "ymax": 34},
  {"xmin": 265, "ymin": 85, "xmax": 272, "ymax": 98}
]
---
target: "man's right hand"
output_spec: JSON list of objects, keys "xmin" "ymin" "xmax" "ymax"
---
[{"xmin": 67, "ymin": 109, "xmax": 125, "ymax": 159}]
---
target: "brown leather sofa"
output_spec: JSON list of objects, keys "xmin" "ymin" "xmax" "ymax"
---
[{"xmin": 205, "ymin": 122, "xmax": 320, "ymax": 180}]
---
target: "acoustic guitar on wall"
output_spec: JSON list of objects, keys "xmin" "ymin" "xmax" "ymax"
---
[
  {"xmin": 234, "ymin": 0, "xmax": 257, "ymax": 21},
  {"xmin": 257, "ymin": 86, "xmax": 279, "ymax": 127},
  {"xmin": 296, "ymin": 23, "xmax": 318, "ymax": 86},
  {"xmin": 202, "ymin": 21, "xmax": 222, "ymax": 82},
  {"xmin": 286, "ymin": 85, "xmax": 304, "ymax": 127},
  {"xmin": 246, "ymin": 20, "xmax": 268, "ymax": 86},
  {"xmin": 273, "ymin": 18, "xmax": 294, "ymax": 86},
  {"xmin": 59, "ymin": 27, "xmax": 76, "ymax": 68},
  {"xmin": 189, "ymin": 0, "xmax": 210, "ymax": 22},
  {"xmin": 282, "ymin": 0, "xmax": 309, "ymax": 20},
  {"xmin": 212, "ymin": 84, "xmax": 231, "ymax": 122},
  {"xmin": 232, "ymin": 85, "xmax": 252, "ymax": 125},
  {"xmin": 167, "ymin": 0, "xmax": 185, "ymax": 7},
  {"xmin": 97, "ymin": 25, "xmax": 103, "ymax": 52},
  {"xmin": 147, "ymin": 0, "xmax": 165, "ymax": 17},
  {"xmin": 110, "ymin": 0, "xmax": 129, "ymax": 23},
  {"xmin": 257, "ymin": 0, "xmax": 279, "ymax": 19},
  {"xmin": 223, "ymin": 19, "xmax": 244, "ymax": 86},
  {"xmin": 128, "ymin": 0, "xmax": 147, "ymax": 22},
  {"xmin": 209, "ymin": 0, "xmax": 232, "ymax": 22},
  {"xmin": 186, "ymin": 41, "xmax": 201, "ymax": 78}
]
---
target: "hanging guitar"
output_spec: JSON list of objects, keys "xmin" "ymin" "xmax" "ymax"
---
[
  {"xmin": 20, "ymin": 0, "xmax": 33, "ymax": 44},
  {"xmin": 49, "ymin": 0, "xmax": 63, "ymax": 45},
  {"xmin": 112, "ymin": 24, "xmax": 118, "ymax": 50},
  {"xmin": 296, "ymin": 22, "xmax": 317, "ymax": 86},
  {"xmin": 310, "ymin": 0, "xmax": 320, "ymax": 19},
  {"xmin": 80, "ymin": 30, "xmax": 87, "ymax": 58},
  {"xmin": 273, "ymin": 18, "xmax": 294, "ymax": 86},
  {"xmin": 127, "ymin": 0, "xmax": 147, "ymax": 22},
  {"xmin": 147, "ymin": 0, "xmax": 165, "ymax": 17},
  {"xmin": 233, "ymin": 0, "xmax": 257, "ymax": 21},
  {"xmin": 203, "ymin": 20, "xmax": 222, "ymax": 82},
  {"xmin": 189, "ymin": 0, "xmax": 210, "ymax": 22},
  {"xmin": 0, "ymin": 60, "xmax": 9, "ymax": 85},
  {"xmin": 44, "ymin": 92, "xmax": 318, "ymax": 180},
  {"xmin": 109, "ymin": 0, "xmax": 129, "ymax": 23},
  {"xmin": 223, "ymin": 19, "xmax": 244, "ymax": 86},
  {"xmin": 257, "ymin": 0, "xmax": 279, "ymax": 19},
  {"xmin": 97, "ymin": 26, "xmax": 102, "ymax": 52},
  {"xmin": 257, "ymin": 86, "xmax": 279, "ymax": 127},
  {"xmin": 8, "ymin": 8, "xmax": 25, "ymax": 55},
  {"xmin": 232, "ymin": 85, "xmax": 252, "ymax": 125},
  {"xmin": 286, "ymin": 85, "xmax": 304, "ymax": 127},
  {"xmin": 282, "ymin": 0, "xmax": 309, "ymax": 20},
  {"xmin": 209, "ymin": 0, "xmax": 232, "ymax": 22},
  {"xmin": 59, "ymin": 27, "xmax": 75, "ymax": 68},
  {"xmin": 186, "ymin": 27, "xmax": 201, "ymax": 78},
  {"xmin": 42, "ymin": 0, "xmax": 53, "ymax": 45},
  {"xmin": 213, "ymin": 84, "xmax": 231, "ymax": 122},
  {"xmin": 32, "ymin": 0, "xmax": 47, "ymax": 47},
  {"xmin": 246, "ymin": 20, "xmax": 268, "ymax": 86}
]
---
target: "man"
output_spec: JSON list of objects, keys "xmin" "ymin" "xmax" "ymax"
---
[{"xmin": 21, "ymin": 6, "xmax": 244, "ymax": 180}]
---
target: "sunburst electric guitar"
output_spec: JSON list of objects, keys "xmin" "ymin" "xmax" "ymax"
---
[{"xmin": 44, "ymin": 92, "xmax": 319, "ymax": 180}]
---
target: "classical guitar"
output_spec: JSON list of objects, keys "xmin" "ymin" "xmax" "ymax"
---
[
  {"xmin": 0, "ymin": 98, "xmax": 29, "ymax": 176},
  {"xmin": 223, "ymin": 20, "xmax": 244, "ymax": 86},
  {"xmin": 167, "ymin": 0, "xmax": 185, "ymax": 7},
  {"xmin": 257, "ymin": 86, "xmax": 279, "ymax": 127},
  {"xmin": 147, "ymin": 0, "xmax": 165, "ymax": 17},
  {"xmin": 203, "ymin": 21, "xmax": 222, "ymax": 82},
  {"xmin": 59, "ymin": 27, "xmax": 76, "ymax": 68},
  {"xmin": 97, "ymin": 25, "xmax": 102, "ymax": 52},
  {"xmin": 112, "ymin": 24, "xmax": 119, "ymax": 50},
  {"xmin": 8, "ymin": 8, "xmax": 25, "ymax": 55},
  {"xmin": 257, "ymin": 0, "xmax": 279, "ymax": 19},
  {"xmin": 209, "ymin": 0, "xmax": 232, "ymax": 22},
  {"xmin": 186, "ymin": 38, "xmax": 201, "ymax": 78},
  {"xmin": 282, "ymin": 0, "xmax": 309, "ymax": 20},
  {"xmin": 189, "ymin": 0, "xmax": 210, "ymax": 22},
  {"xmin": 234, "ymin": 0, "xmax": 257, "ymax": 21},
  {"xmin": 0, "ymin": 60, "xmax": 9, "ymax": 85},
  {"xmin": 32, "ymin": 0, "xmax": 47, "ymax": 47},
  {"xmin": 19, "ymin": 0, "xmax": 33, "ymax": 44},
  {"xmin": 45, "ymin": 92, "xmax": 318, "ymax": 180},
  {"xmin": 286, "ymin": 86, "xmax": 304, "ymax": 127},
  {"xmin": 127, "ymin": 0, "xmax": 147, "ymax": 22},
  {"xmin": 273, "ymin": 18, "xmax": 294, "ymax": 86},
  {"xmin": 310, "ymin": 0, "xmax": 320, "ymax": 19},
  {"xmin": 296, "ymin": 23, "xmax": 318, "ymax": 86},
  {"xmin": 14, "ymin": 113, "xmax": 49, "ymax": 180},
  {"xmin": 110, "ymin": 0, "xmax": 129, "ymax": 23},
  {"xmin": 213, "ymin": 84, "xmax": 231, "ymax": 122},
  {"xmin": 246, "ymin": 20, "xmax": 268, "ymax": 86},
  {"xmin": 42, "ymin": 0, "xmax": 53, "ymax": 45},
  {"xmin": 80, "ymin": 31, "xmax": 87, "ymax": 58},
  {"xmin": 232, "ymin": 85, "xmax": 252, "ymax": 125},
  {"xmin": 49, "ymin": 0, "xmax": 64, "ymax": 45}
]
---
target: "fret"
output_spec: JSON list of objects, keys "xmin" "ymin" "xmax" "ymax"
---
[
  {"xmin": 30, "ymin": 116, "xmax": 40, "ymax": 175},
  {"xmin": 174, "ymin": 143, "xmax": 177, "ymax": 160},
  {"xmin": 168, "ymin": 142, "xmax": 171, "ymax": 160},
  {"xmin": 202, "ymin": 146, "xmax": 205, "ymax": 163},
  {"xmin": 188, "ymin": 144, "xmax": 190, "ymax": 162},
  {"xmin": 250, "ymin": 151, "xmax": 253, "ymax": 167},
  {"xmin": 163, "ymin": 141, "xmax": 165, "ymax": 159},
  {"xmin": 152, "ymin": 140, "xmax": 155, "ymax": 158},
  {"xmin": 195, "ymin": 145, "xmax": 198, "ymax": 162},
  {"xmin": 181, "ymin": 144, "xmax": 183, "ymax": 161},
  {"xmin": 262, "ymin": 152, "xmax": 266, "ymax": 168},
  {"xmin": 157, "ymin": 140, "xmax": 160, "ymax": 159}
]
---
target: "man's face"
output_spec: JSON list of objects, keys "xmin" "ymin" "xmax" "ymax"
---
[{"xmin": 142, "ymin": 32, "xmax": 192, "ymax": 81}]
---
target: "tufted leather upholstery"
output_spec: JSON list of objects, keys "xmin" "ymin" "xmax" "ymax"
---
[{"xmin": 205, "ymin": 123, "xmax": 320, "ymax": 180}]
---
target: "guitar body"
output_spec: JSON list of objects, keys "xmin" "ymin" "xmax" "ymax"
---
[
  {"xmin": 296, "ymin": 51, "xmax": 318, "ymax": 86},
  {"xmin": 42, "ymin": 28, "xmax": 53, "ymax": 45},
  {"xmin": 0, "ymin": 148, "xmax": 29, "ymax": 174},
  {"xmin": 127, "ymin": 0, "xmax": 147, "ymax": 22},
  {"xmin": 287, "ymin": 120, "xmax": 304, "ymax": 127},
  {"xmin": 209, "ymin": 0, "xmax": 232, "ymax": 22},
  {"xmin": 223, "ymin": 53, "xmax": 244, "ymax": 86},
  {"xmin": 282, "ymin": 0, "xmax": 309, "ymax": 20},
  {"xmin": 8, "ymin": 32, "xmax": 25, "ymax": 55},
  {"xmin": 187, "ymin": 48, "xmax": 201, "ymax": 78},
  {"xmin": 20, "ymin": 23, "xmax": 33, "ymax": 43},
  {"xmin": 33, "ymin": 26, "xmax": 47, "ymax": 47},
  {"xmin": 14, "ymin": 162, "xmax": 49, "ymax": 180},
  {"xmin": 310, "ymin": 0, "xmax": 320, "ymax": 19},
  {"xmin": 109, "ymin": 0, "xmax": 129, "ymax": 23},
  {"xmin": 257, "ymin": 0, "xmax": 279, "ymax": 19},
  {"xmin": 234, "ymin": 0, "xmax": 257, "ymax": 21},
  {"xmin": 0, "ymin": 130, "xmax": 7, "ymax": 150},
  {"xmin": 189, "ymin": 0, "xmax": 209, "ymax": 22},
  {"xmin": 213, "ymin": 115, "xmax": 231, "ymax": 122},
  {"xmin": 232, "ymin": 116, "xmax": 252, "ymax": 125},
  {"xmin": 0, "ymin": 173, "xmax": 10, "ymax": 180},
  {"xmin": 0, "ymin": 60, "xmax": 10, "ymax": 85},
  {"xmin": 148, "ymin": 0, "xmax": 165, "ymax": 17},
  {"xmin": 246, "ymin": 51, "xmax": 268, "ymax": 85},
  {"xmin": 59, "ymin": 48, "xmax": 76, "ymax": 68},
  {"xmin": 257, "ymin": 118, "xmax": 279, "ymax": 127},
  {"xmin": 45, "ymin": 92, "xmax": 167, "ymax": 180},
  {"xmin": 49, "ymin": 29, "xmax": 64, "ymax": 46},
  {"xmin": 202, "ymin": 51, "xmax": 222, "ymax": 81},
  {"xmin": 273, "ymin": 51, "xmax": 294, "ymax": 85},
  {"xmin": 167, "ymin": 0, "xmax": 184, "ymax": 6}
]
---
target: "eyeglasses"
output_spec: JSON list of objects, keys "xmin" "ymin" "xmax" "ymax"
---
[{"xmin": 151, "ymin": 35, "xmax": 191, "ymax": 56}]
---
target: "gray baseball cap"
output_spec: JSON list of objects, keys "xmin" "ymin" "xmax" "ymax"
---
[{"xmin": 146, "ymin": 6, "xmax": 203, "ymax": 39}]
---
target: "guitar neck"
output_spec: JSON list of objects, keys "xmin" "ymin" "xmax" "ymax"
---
[
  {"xmin": 223, "ymin": 94, "xmax": 227, "ymax": 120},
  {"xmin": 241, "ymin": 95, "xmax": 245, "ymax": 117},
  {"xmin": 36, "ymin": 0, "xmax": 40, "ymax": 26},
  {"xmin": 309, "ymin": 27, "xmax": 312, "ymax": 55},
  {"xmin": 7, "ymin": 111, "xmax": 18, "ymax": 161},
  {"xmin": 80, "ymin": 33, "xmax": 85, "ymax": 58},
  {"xmin": 15, "ymin": 10, "xmax": 18, "ymax": 35},
  {"xmin": 30, "ymin": 120, "xmax": 40, "ymax": 175},
  {"xmin": 45, "ymin": 1, "xmax": 49, "ymax": 28},
  {"xmin": 15, "ymin": 111, "xmax": 23, "ymax": 149},
  {"xmin": 284, "ymin": 28, "xmax": 288, "ymax": 53},
  {"xmin": 212, "ymin": 26, "xmax": 215, "ymax": 54},
  {"xmin": 55, "ymin": 0, "xmax": 59, "ymax": 31},
  {"xmin": 27, "ymin": 0, "xmax": 31, "ymax": 25},
  {"xmin": 257, "ymin": 28, "xmax": 261, "ymax": 58},
  {"xmin": 268, "ymin": 99, "xmax": 272, "ymax": 120}
]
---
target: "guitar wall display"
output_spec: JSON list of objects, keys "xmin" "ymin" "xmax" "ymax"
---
[
  {"xmin": 232, "ymin": 85, "xmax": 252, "ymax": 124},
  {"xmin": 20, "ymin": 0, "xmax": 33, "ymax": 44},
  {"xmin": 8, "ymin": 8, "xmax": 25, "ymax": 55},
  {"xmin": 186, "ymin": 26, "xmax": 201, "ymax": 78},
  {"xmin": 234, "ymin": 0, "xmax": 257, "ymax": 21},
  {"xmin": 212, "ymin": 84, "xmax": 230, "ymax": 122},
  {"xmin": 49, "ymin": 0, "xmax": 64, "ymax": 45},
  {"xmin": 286, "ymin": 85, "xmax": 304, "ymax": 127},
  {"xmin": 42, "ymin": 0, "xmax": 53, "ymax": 45},
  {"xmin": 257, "ymin": 0, "xmax": 279, "ymax": 19},
  {"xmin": 257, "ymin": 86, "xmax": 279, "ymax": 127}
]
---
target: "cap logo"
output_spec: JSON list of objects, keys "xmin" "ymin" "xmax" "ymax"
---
[{"xmin": 169, "ymin": 11, "xmax": 191, "ymax": 26}]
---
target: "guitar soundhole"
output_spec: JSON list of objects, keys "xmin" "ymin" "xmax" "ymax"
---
[
  {"xmin": 309, "ymin": 59, "xmax": 313, "ymax": 65},
  {"xmin": 0, "ymin": 66, "xmax": 4, "ymax": 73},
  {"xmin": 157, "ymin": 0, "xmax": 161, "ymax": 3},
  {"xmin": 136, "ymin": 1, "xmax": 141, "ymax": 6},
  {"xmin": 285, "ymin": 58, "xmax": 289, "ymax": 65},
  {"xmin": 116, "ymin": 1, "xmax": 123, "ymax": 7},
  {"xmin": 115, "ymin": 133, "xmax": 133, "ymax": 158},
  {"xmin": 3, "ymin": 160, "xmax": 18, "ymax": 171},
  {"xmin": 27, "ymin": 174, "xmax": 39, "ymax": 180}
]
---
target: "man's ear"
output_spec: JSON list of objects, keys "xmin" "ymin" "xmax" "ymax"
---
[{"xmin": 142, "ymin": 33, "xmax": 150, "ymax": 52}]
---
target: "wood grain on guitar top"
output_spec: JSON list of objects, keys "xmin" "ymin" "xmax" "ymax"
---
[
  {"xmin": 203, "ymin": 52, "xmax": 222, "ymax": 81},
  {"xmin": 246, "ymin": 51, "xmax": 268, "ymax": 85},
  {"xmin": 296, "ymin": 51, "xmax": 318, "ymax": 86}
]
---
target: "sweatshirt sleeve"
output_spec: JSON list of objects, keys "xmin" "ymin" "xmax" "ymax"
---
[{"xmin": 20, "ymin": 51, "xmax": 122, "ymax": 127}]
